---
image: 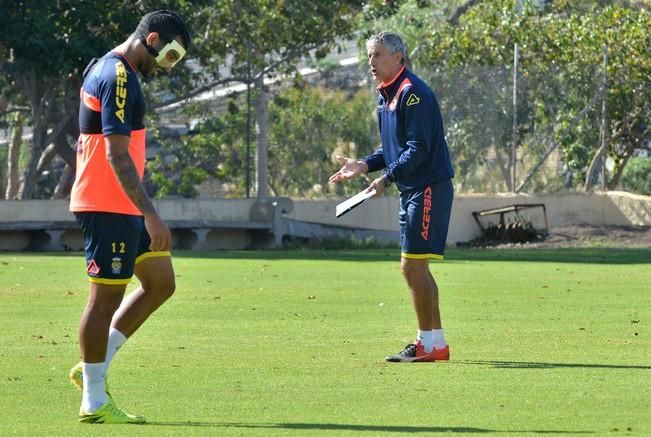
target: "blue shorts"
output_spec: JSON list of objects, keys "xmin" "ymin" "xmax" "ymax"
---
[
  {"xmin": 399, "ymin": 179, "xmax": 453, "ymax": 260},
  {"xmin": 74, "ymin": 212, "xmax": 169, "ymax": 285}
]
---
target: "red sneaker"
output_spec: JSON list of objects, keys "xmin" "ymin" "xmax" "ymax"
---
[
  {"xmin": 385, "ymin": 341, "xmax": 449, "ymax": 362},
  {"xmin": 430, "ymin": 345, "xmax": 450, "ymax": 361}
]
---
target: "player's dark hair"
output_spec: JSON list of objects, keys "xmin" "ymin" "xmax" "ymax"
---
[{"xmin": 134, "ymin": 10, "xmax": 191, "ymax": 49}]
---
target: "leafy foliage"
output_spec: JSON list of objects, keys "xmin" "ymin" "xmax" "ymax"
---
[
  {"xmin": 179, "ymin": 1, "xmax": 363, "ymax": 92},
  {"xmin": 267, "ymin": 85, "xmax": 378, "ymax": 198},
  {"xmin": 147, "ymin": 1, "xmax": 367, "ymax": 198},
  {"xmin": 621, "ymin": 157, "xmax": 651, "ymax": 195},
  {"xmin": 0, "ymin": 0, "xmax": 183, "ymax": 199},
  {"xmin": 4, "ymin": 0, "xmax": 650, "ymax": 198},
  {"xmin": 151, "ymin": 84, "xmax": 379, "ymax": 199},
  {"xmin": 1, "ymin": 0, "xmax": 365, "ymax": 199},
  {"xmin": 150, "ymin": 98, "xmax": 248, "ymax": 198},
  {"xmin": 359, "ymin": 0, "xmax": 651, "ymax": 193},
  {"xmin": 1, "ymin": 0, "xmax": 140, "ymax": 75}
]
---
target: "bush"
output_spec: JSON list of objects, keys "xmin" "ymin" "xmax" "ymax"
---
[{"xmin": 621, "ymin": 157, "xmax": 651, "ymax": 195}]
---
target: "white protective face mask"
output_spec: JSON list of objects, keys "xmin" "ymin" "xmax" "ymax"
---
[{"xmin": 155, "ymin": 39, "xmax": 186, "ymax": 69}]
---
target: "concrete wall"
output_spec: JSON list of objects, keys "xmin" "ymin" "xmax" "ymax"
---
[
  {"xmin": 0, "ymin": 198, "xmax": 259, "ymax": 222},
  {"xmin": 287, "ymin": 191, "xmax": 651, "ymax": 244},
  {"xmin": 1, "ymin": 191, "xmax": 649, "ymax": 250},
  {"xmin": 1, "ymin": 199, "xmax": 71, "ymax": 222},
  {"xmin": 0, "ymin": 198, "xmax": 290, "ymax": 251}
]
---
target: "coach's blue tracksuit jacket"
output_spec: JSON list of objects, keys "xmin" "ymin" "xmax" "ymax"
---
[{"xmin": 363, "ymin": 67, "xmax": 454, "ymax": 193}]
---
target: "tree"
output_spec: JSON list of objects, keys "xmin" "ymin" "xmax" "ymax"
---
[
  {"xmin": 150, "ymin": 97, "xmax": 249, "ymax": 198},
  {"xmin": 2, "ymin": 1, "xmax": 367, "ymax": 199},
  {"xmin": 359, "ymin": 0, "xmax": 520, "ymax": 191},
  {"xmin": 360, "ymin": 0, "xmax": 651, "ymax": 192},
  {"xmin": 621, "ymin": 157, "xmax": 651, "ymax": 195},
  {"xmin": 159, "ymin": 0, "xmax": 364, "ymax": 198},
  {"xmin": 0, "ymin": 0, "xmax": 146, "ymax": 199},
  {"xmin": 151, "ymin": 81, "xmax": 380, "ymax": 199},
  {"xmin": 267, "ymin": 85, "xmax": 378, "ymax": 198}
]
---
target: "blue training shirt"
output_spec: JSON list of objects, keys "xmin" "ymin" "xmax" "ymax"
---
[
  {"xmin": 363, "ymin": 67, "xmax": 454, "ymax": 192},
  {"xmin": 79, "ymin": 52, "xmax": 146, "ymax": 136},
  {"xmin": 71, "ymin": 51, "xmax": 148, "ymax": 216}
]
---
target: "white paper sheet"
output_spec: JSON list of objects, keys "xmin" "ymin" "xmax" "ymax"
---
[{"xmin": 335, "ymin": 188, "xmax": 376, "ymax": 218}]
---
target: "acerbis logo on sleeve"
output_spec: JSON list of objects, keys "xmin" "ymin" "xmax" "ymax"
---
[
  {"xmin": 114, "ymin": 61, "xmax": 128, "ymax": 123},
  {"xmin": 406, "ymin": 94, "xmax": 420, "ymax": 106}
]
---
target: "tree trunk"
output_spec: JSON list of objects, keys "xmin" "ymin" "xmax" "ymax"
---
[
  {"xmin": 492, "ymin": 136, "xmax": 512, "ymax": 191},
  {"xmin": 447, "ymin": 0, "xmax": 482, "ymax": 26},
  {"xmin": 17, "ymin": 71, "xmax": 54, "ymax": 199},
  {"xmin": 50, "ymin": 132, "xmax": 77, "ymax": 199},
  {"xmin": 19, "ymin": 91, "xmax": 71, "ymax": 199},
  {"xmin": 54, "ymin": 133, "xmax": 77, "ymax": 169},
  {"xmin": 608, "ymin": 148, "xmax": 635, "ymax": 190},
  {"xmin": 254, "ymin": 76, "xmax": 269, "ymax": 198},
  {"xmin": 585, "ymin": 45, "xmax": 609, "ymax": 192},
  {"xmin": 52, "ymin": 164, "xmax": 75, "ymax": 199},
  {"xmin": 0, "ymin": 95, "xmax": 8, "ymax": 114},
  {"xmin": 0, "ymin": 94, "xmax": 8, "ymax": 196},
  {"xmin": 515, "ymin": 138, "xmax": 559, "ymax": 193},
  {"xmin": 583, "ymin": 144, "xmax": 606, "ymax": 191},
  {"xmin": 37, "ymin": 143, "xmax": 58, "ymax": 173},
  {"xmin": 5, "ymin": 113, "xmax": 25, "ymax": 200}
]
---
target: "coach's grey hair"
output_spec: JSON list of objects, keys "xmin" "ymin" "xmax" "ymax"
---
[{"xmin": 366, "ymin": 32, "xmax": 407, "ymax": 65}]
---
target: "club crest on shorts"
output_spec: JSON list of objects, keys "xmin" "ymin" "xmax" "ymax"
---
[{"xmin": 111, "ymin": 257, "xmax": 123, "ymax": 275}]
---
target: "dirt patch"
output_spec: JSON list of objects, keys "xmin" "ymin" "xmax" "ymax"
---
[
  {"xmin": 467, "ymin": 225, "xmax": 651, "ymax": 249},
  {"xmin": 536, "ymin": 225, "xmax": 651, "ymax": 248}
]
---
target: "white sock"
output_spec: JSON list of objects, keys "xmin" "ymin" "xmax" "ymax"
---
[
  {"xmin": 81, "ymin": 362, "xmax": 108, "ymax": 412},
  {"xmin": 104, "ymin": 327, "xmax": 127, "ymax": 376},
  {"xmin": 432, "ymin": 329, "xmax": 447, "ymax": 349},
  {"xmin": 417, "ymin": 329, "xmax": 435, "ymax": 353}
]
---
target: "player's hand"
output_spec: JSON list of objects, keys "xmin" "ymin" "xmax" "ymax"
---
[
  {"xmin": 368, "ymin": 175, "xmax": 387, "ymax": 197},
  {"xmin": 328, "ymin": 156, "xmax": 368, "ymax": 183},
  {"xmin": 144, "ymin": 214, "xmax": 172, "ymax": 252}
]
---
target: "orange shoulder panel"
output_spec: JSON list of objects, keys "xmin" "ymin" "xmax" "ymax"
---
[{"xmin": 81, "ymin": 89, "xmax": 101, "ymax": 112}]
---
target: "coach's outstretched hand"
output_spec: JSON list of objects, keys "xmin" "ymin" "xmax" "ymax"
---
[{"xmin": 329, "ymin": 156, "xmax": 369, "ymax": 183}]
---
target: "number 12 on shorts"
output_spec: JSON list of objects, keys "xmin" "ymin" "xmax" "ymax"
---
[{"xmin": 112, "ymin": 242, "xmax": 126, "ymax": 254}]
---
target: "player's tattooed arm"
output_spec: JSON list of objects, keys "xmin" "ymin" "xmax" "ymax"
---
[
  {"xmin": 105, "ymin": 134, "xmax": 156, "ymax": 216},
  {"xmin": 110, "ymin": 151, "xmax": 157, "ymax": 215},
  {"xmin": 105, "ymin": 134, "xmax": 172, "ymax": 251}
]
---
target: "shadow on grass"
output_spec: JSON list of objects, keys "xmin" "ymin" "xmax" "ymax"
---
[
  {"xmin": 146, "ymin": 421, "xmax": 593, "ymax": 434},
  {"xmin": 459, "ymin": 360, "xmax": 651, "ymax": 370},
  {"xmin": 171, "ymin": 247, "xmax": 650, "ymax": 265},
  {"xmin": 13, "ymin": 247, "xmax": 650, "ymax": 264},
  {"xmin": 447, "ymin": 247, "xmax": 651, "ymax": 264}
]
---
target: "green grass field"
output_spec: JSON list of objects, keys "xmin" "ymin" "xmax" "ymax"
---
[{"xmin": 1, "ymin": 248, "xmax": 649, "ymax": 436}]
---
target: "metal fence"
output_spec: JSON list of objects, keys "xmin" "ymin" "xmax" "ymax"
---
[{"xmin": 419, "ymin": 45, "xmax": 606, "ymax": 194}]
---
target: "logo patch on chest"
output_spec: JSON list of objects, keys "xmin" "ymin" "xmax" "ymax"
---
[{"xmin": 406, "ymin": 94, "xmax": 420, "ymax": 106}]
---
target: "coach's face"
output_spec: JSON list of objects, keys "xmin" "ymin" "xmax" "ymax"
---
[{"xmin": 367, "ymin": 42, "xmax": 403, "ymax": 84}]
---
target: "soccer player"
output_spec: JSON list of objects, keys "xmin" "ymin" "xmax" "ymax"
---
[
  {"xmin": 68, "ymin": 10, "xmax": 190, "ymax": 423},
  {"xmin": 329, "ymin": 32, "xmax": 454, "ymax": 363}
]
